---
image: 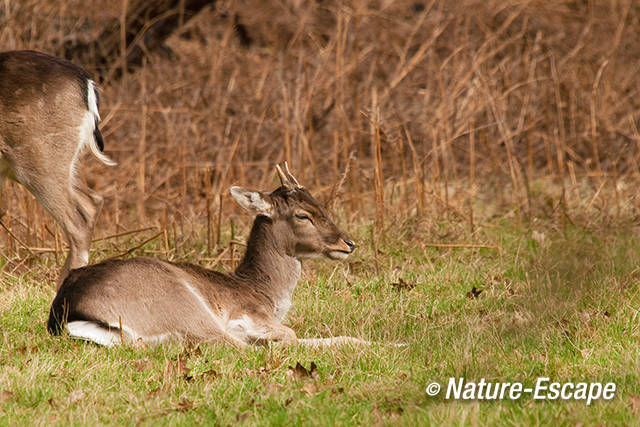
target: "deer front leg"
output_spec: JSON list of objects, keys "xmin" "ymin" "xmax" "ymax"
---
[
  {"xmin": 40, "ymin": 183, "xmax": 102, "ymax": 288},
  {"xmin": 261, "ymin": 324, "xmax": 297, "ymax": 344},
  {"xmin": 227, "ymin": 315, "xmax": 297, "ymax": 346},
  {"xmin": 56, "ymin": 188, "xmax": 102, "ymax": 288}
]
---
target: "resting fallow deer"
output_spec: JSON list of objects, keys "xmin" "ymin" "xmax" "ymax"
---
[
  {"xmin": 48, "ymin": 164, "xmax": 372, "ymax": 348},
  {"xmin": 0, "ymin": 50, "xmax": 115, "ymax": 286}
]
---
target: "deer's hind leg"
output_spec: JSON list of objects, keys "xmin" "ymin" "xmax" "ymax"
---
[{"xmin": 10, "ymin": 145, "xmax": 102, "ymax": 287}]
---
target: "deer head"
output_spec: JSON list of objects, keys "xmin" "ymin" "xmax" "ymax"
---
[{"xmin": 230, "ymin": 163, "xmax": 355, "ymax": 260}]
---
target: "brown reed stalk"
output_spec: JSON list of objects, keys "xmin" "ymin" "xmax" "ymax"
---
[
  {"xmin": 206, "ymin": 188, "xmax": 212, "ymax": 254},
  {"xmin": 0, "ymin": 219, "xmax": 33, "ymax": 256},
  {"xmin": 468, "ymin": 119, "xmax": 476, "ymax": 233},
  {"xmin": 120, "ymin": 0, "xmax": 129, "ymax": 79},
  {"xmin": 431, "ymin": 128, "xmax": 441, "ymax": 217},
  {"xmin": 403, "ymin": 126, "xmax": 424, "ymax": 220},
  {"xmin": 137, "ymin": 73, "xmax": 147, "ymax": 222},
  {"xmin": 590, "ymin": 60, "xmax": 609, "ymax": 175},
  {"xmin": 368, "ymin": 88, "xmax": 385, "ymax": 237},
  {"xmin": 216, "ymin": 193, "xmax": 223, "ymax": 247}
]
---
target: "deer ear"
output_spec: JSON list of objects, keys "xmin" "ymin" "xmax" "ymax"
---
[{"xmin": 230, "ymin": 186, "xmax": 273, "ymax": 216}]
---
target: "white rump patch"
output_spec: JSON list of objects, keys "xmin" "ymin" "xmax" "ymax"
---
[{"xmin": 66, "ymin": 321, "xmax": 121, "ymax": 346}]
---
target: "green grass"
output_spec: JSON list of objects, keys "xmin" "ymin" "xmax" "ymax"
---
[{"xmin": 1, "ymin": 217, "xmax": 640, "ymax": 425}]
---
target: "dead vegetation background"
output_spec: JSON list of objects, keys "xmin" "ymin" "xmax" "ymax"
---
[{"xmin": 1, "ymin": 0, "xmax": 640, "ymax": 275}]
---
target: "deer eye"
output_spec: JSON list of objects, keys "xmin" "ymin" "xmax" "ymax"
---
[{"xmin": 295, "ymin": 213, "xmax": 313, "ymax": 223}]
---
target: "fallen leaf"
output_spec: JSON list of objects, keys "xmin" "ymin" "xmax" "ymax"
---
[
  {"xmin": 287, "ymin": 362, "xmax": 318, "ymax": 380},
  {"xmin": 390, "ymin": 278, "xmax": 416, "ymax": 290},
  {"xmin": 247, "ymin": 366, "xmax": 271, "ymax": 379},
  {"xmin": 465, "ymin": 287, "xmax": 483, "ymax": 298},
  {"xmin": 372, "ymin": 407, "xmax": 383, "ymax": 425},
  {"xmin": 176, "ymin": 398, "xmax": 194, "ymax": 412},
  {"xmin": 200, "ymin": 369, "xmax": 218, "ymax": 381},
  {"xmin": 331, "ymin": 386, "xmax": 345, "ymax": 396},
  {"xmin": 266, "ymin": 359, "xmax": 283, "ymax": 371},
  {"xmin": 163, "ymin": 357, "xmax": 191, "ymax": 381},
  {"xmin": 184, "ymin": 344, "xmax": 203, "ymax": 358},
  {"xmin": 135, "ymin": 357, "xmax": 152, "ymax": 372},
  {"xmin": 236, "ymin": 411, "xmax": 250, "ymax": 422},
  {"xmin": 147, "ymin": 387, "xmax": 163, "ymax": 398},
  {"xmin": 383, "ymin": 398, "xmax": 404, "ymax": 417},
  {"xmin": 630, "ymin": 394, "xmax": 640, "ymax": 414},
  {"xmin": 14, "ymin": 345, "xmax": 28, "ymax": 356},
  {"xmin": 0, "ymin": 390, "xmax": 13, "ymax": 404}
]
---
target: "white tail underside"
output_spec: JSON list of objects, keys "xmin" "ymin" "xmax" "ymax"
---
[{"xmin": 81, "ymin": 80, "xmax": 116, "ymax": 167}]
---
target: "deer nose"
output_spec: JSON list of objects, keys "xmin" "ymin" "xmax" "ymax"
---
[{"xmin": 345, "ymin": 239, "xmax": 356, "ymax": 252}]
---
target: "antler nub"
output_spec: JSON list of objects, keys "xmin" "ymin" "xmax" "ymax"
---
[
  {"xmin": 283, "ymin": 162, "xmax": 301, "ymax": 188},
  {"xmin": 275, "ymin": 162, "xmax": 302, "ymax": 189},
  {"xmin": 276, "ymin": 164, "xmax": 289, "ymax": 187}
]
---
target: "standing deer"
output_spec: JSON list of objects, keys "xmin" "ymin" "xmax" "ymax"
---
[
  {"xmin": 48, "ymin": 164, "xmax": 369, "ymax": 348},
  {"xmin": 0, "ymin": 50, "xmax": 115, "ymax": 286}
]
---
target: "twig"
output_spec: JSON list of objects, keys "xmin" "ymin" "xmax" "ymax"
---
[
  {"xmin": 92, "ymin": 226, "xmax": 158, "ymax": 243},
  {"xmin": 119, "ymin": 316, "xmax": 125, "ymax": 346},
  {"xmin": 0, "ymin": 218, "xmax": 34, "ymax": 255},
  {"xmin": 206, "ymin": 246, "xmax": 230, "ymax": 268},
  {"xmin": 109, "ymin": 231, "xmax": 164, "ymax": 259}
]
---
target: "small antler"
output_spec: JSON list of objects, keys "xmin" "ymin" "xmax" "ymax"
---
[
  {"xmin": 283, "ymin": 162, "xmax": 301, "ymax": 187},
  {"xmin": 276, "ymin": 164, "xmax": 289, "ymax": 187},
  {"xmin": 275, "ymin": 162, "xmax": 302, "ymax": 189}
]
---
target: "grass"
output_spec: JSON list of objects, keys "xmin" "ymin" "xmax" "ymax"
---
[
  {"xmin": 1, "ymin": 211, "xmax": 639, "ymax": 425},
  {"xmin": 2, "ymin": 0, "xmax": 640, "ymax": 424}
]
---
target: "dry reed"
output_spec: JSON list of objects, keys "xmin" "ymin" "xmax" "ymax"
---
[{"xmin": 1, "ymin": 0, "xmax": 640, "ymax": 272}]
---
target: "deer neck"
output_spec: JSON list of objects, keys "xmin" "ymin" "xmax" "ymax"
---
[{"xmin": 234, "ymin": 216, "xmax": 301, "ymax": 320}]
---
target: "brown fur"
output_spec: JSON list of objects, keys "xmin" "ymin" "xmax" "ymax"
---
[
  {"xmin": 48, "ymin": 179, "xmax": 355, "ymax": 347},
  {"xmin": 0, "ymin": 50, "xmax": 112, "ymax": 286}
]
